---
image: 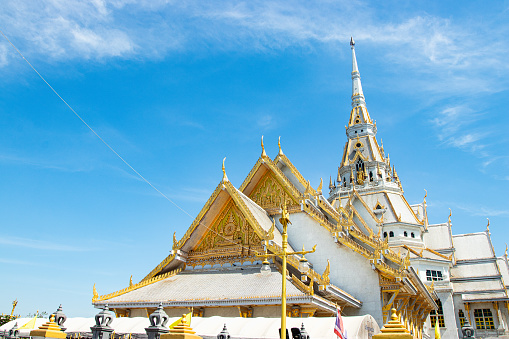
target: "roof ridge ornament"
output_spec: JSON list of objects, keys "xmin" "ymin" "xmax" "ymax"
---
[
  {"xmin": 486, "ymin": 218, "xmax": 490, "ymax": 233},
  {"xmin": 278, "ymin": 136, "xmax": 284, "ymax": 156},
  {"xmin": 222, "ymin": 157, "xmax": 229, "ymax": 182},
  {"xmin": 261, "ymin": 136, "xmax": 267, "ymax": 157},
  {"xmin": 350, "ymin": 37, "xmax": 365, "ymax": 108}
]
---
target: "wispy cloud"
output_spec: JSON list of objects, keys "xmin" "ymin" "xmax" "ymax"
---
[
  {"xmin": 0, "ymin": 235, "xmax": 94, "ymax": 251},
  {"xmin": 1, "ymin": 1, "xmax": 508, "ymax": 98},
  {"xmin": 0, "ymin": 257, "xmax": 39, "ymax": 266}
]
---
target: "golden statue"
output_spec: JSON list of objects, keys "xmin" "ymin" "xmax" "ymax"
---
[{"xmin": 356, "ymin": 169, "xmax": 364, "ymax": 185}]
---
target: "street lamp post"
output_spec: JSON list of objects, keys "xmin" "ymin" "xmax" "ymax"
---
[{"xmin": 257, "ymin": 204, "xmax": 316, "ymax": 339}]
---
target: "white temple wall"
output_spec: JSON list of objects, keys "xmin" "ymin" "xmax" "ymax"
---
[
  {"xmin": 280, "ymin": 211, "xmax": 384, "ymax": 326},
  {"xmin": 435, "ymin": 291, "xmax": 459, "ymax": 339}
]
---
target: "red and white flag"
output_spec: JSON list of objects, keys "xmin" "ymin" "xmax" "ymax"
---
[{"xmin": 334, "ymin": 306, "xmax": 348, "ymax": 339}]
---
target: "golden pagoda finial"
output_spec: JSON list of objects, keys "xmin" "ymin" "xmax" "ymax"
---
[
  {"xmin": 322, "ymin": 259, "xmax": 331, "ymax": 284},
  {"xmin": 380, "ymin": 138, "xmax": 385, "ymax": 156},
  {"xmin": 337, "ymin": 167, "xmax": 341, "ymax": 182},
  {"xmin": 222, "ymin": 157, "xmax": 229, "ymax": 182},
  {"xmin": 486, "ymin": 218, "xmax": 490, "ymax": 233},
  {"xmin": 423, "ymin": 189, "xmax": 427, "ymax": 204},
  {"xmin": 172, "ymin": 231, "xmax": 178, "ymax": 250},
  {"xmin": 505, "ymin": 243, "xmax": 508, "ymax": 257},
  {"xmin": 305, "ymin": 180, "xmax": 313, "ymax": 196},
  {"xmin": 129, "ymin": 275, "xmax": 133, "ymax": 287},
  {"xmin": 329, "ymin": 176, "xmax": 334, "ymax": 190},
  {"xmin": 261, "ymin": 135, "xmax": 267, "ymax": 157},
  {"xmin": 404, "ymin": 251, "xmax": 411, "ymax": 269},
  {"xmin": 317, "ymin": 178, "xmax": 323, "ymax": 195},
  {"xmin": 448, "ymin": 209, "xmax": 452, "ymax": 225},
  {"xmin": 278, "ymin": 136, "xmax": 284, "ymax": 156},
  {"xmin": 93, "ymin": 284, "xmax": 98, "ymax": 301}
]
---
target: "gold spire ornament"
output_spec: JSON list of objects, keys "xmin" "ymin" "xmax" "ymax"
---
[
  {"xmin": 317, "ymin": 178, "xmax": 323, "ymax": 195},
  {"xmin": 278, "ymin": 136, "xmax": 284, "ymax": 156},
  {"xmin": 93, "ymin": 284, "xmax": 98, "ymax": 301},
  {"xmin": 487, "ymin": 218, "xmax": 490, "ymax": 233},
  {"xmin": 261, "ymin": 135, "xmax": 267, "ymax": 157},
  {"xmin": 222, "ymin": 157, "xmax": 228, "ymax": 182},
  {"xmin": 173, "ymin": 231, "xmax": 178, "ymax": 250},
  {"xmin": 505, "ymin": 243, "xmax": 508, "ymax": 257},
  {"xmin": 448, "ymin": 209, "xmax": 452, "ymax": 225},
  {"xmin": 129, "ymin": 275, "xmax": 133, "ymax": 287}
]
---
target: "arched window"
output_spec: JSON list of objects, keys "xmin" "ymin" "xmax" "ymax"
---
[
  {"xmin": 369, "ymin": 171, "xmax": 373, "ymax": 182},
  {"xmin": 355, "ymin": 158, "xmax": 364, "ymax": 172},
  {"xmin": 411, "ymin": 232, "xmax": 415, "ymax": 238},
  {"xmin": 389, "ymin": 231, "xmax": 394, "ymax": 237},
  {"xmin": 383, "ymin": 232, "xmax": 387, "ymax": 238},
  {"xmin": 404, "ymin": 231, "xmax": 408, "ymax": 237}
]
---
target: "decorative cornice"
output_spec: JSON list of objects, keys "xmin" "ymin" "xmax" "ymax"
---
[{"xmin": 94, "ymin": 267, "xmax": 182, "ymax": 303}]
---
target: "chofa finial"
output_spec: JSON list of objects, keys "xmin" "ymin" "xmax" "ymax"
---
[
  {"xmin": 486, "ymin": 218, "xmax": 490, "ymax": 232},
  {"xmin": 278, "ymin": 136, "xmax": 284, "ymax": 156},
  {"xmin": 222, "ymin": 157, "xmax": 229, "ymax": 182},
  {"xmin": 350, "ymin": 37, "xmax": 355, "ymax": 47},
  {"xmin": 261, "ymin": 135, "xmax": 267, "ymax": 157},
  {"xmin": 448, "ymin": 209, "xmax": 452, "ymax": 225}
]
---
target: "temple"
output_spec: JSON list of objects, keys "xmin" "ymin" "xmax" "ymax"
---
[{"xmin": 92, "ymin": 39, "xmax": 509, "ymax": 339}]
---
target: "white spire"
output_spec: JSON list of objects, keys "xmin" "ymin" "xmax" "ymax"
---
[{"xmin": 350, "ymin": 37, "xmax": 366, "ymax": 108}]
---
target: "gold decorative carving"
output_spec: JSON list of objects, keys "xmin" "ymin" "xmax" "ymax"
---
[
  {"xmin": 191, "ymin": 202, "xmax": 262, "ymax": 259},
  {"xmin": 321, "ymin": 260, "xmax": 330, "ymax": 285},
  {"xmin": 249, "ymin": 172, "xmax": 296, "ymax": 210}
]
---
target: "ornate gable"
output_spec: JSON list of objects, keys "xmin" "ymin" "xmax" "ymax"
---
[
  {"xmin": 188, "ymin": 199, "xmax": 263, "ymax": 267},
  {"xmin": 249, "ymin": 171, "xmax": 298, "ymax": 211}
]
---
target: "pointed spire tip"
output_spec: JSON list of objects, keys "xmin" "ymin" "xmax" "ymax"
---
[{"xmin": 350, "ymin": 37, "xmax": 355, "ymax": 47}]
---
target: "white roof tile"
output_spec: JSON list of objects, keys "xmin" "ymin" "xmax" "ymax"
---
[{"xmin": 103, "ymin": 267, "xmax": 305, "ymax": 303}]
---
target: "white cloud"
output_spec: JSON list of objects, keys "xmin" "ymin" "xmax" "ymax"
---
[{"xmin": 0, "ymin": 235, "xmax": 94, "ymax": 251}]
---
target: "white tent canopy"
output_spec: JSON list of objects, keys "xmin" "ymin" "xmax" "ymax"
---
[{"xmin": 1, "ymin": 315, "xmax": 380, "ymax": 339}]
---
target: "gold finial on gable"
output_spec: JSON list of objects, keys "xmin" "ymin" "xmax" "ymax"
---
[
  {"xmin": 261, "ymin": 135, "xmax": 267, "ymax": 157},
  {"xmin": 322, "ymin": 259, "xmax": 330, "ymax": 285},
  {"xmin": 222, "ymin": 157, "xmax": 229, "ymax": 182},
  {"xmin": 305, "ymin": 180, "xmax": 313, "ymax": 196},
  {"xmin": 264, "ymin": 219, "xmax": 275, "ymax": 241},
  {"xmin": 317, "ymin": 178, "xmax": 323, "ymax": 195},
  {"xmin": 173, "ymin": 231, "xmax": 178, "ymax": 250},
  {"xmin": 129, "ymin": 275, "xmax": 133, "ymax": 287},
  {"xmin": 487, "ymin": 218, "xmax": 490, "ymax": 233},
  {"xmin": 423, "ymin": 189, "xmax": 427, "ymax": 204},
  {"xmin": 278, "ymin": 136, "xmax": 284, "ymax": 156},
  {"xmin": 93, "ymin": 284, "xmax": 98, "ymax": 301},
  {"xmin": 505, "ymin": 243, "xmax": 508, "ymax": 257},
  {"xmin": 448, "ymin": 209, "xmax": 452, "ymax": 225}
]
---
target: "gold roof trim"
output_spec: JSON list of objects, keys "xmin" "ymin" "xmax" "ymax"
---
[
  {"xmin": 239, "ymin": 157, "xmax": 302, "ymax": 200},
  {"xmin": 94, "ymin": 267, "xmax": 182, "ymax": 303},
  {"xmin": 274, "ymin": 153, "xmax": 317, "ymax": 196}
]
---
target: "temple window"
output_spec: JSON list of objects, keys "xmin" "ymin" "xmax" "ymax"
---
[
  {"xmin": 474, "ymin": 309, "xmax": 495, "ymax": 329},
  {"xmin": 426, "ymin": 270, "xmax": 443, "ymax": 281},
  {"xmin": 411, "ymin": 232, "xmax": 415, "ymax": 238},
  {"xmin": 459, "ymin": 310, "xmax": 466, "ymax": 328},
  {"xmin": 376, "ymin": 204, "xmax": 382, "ymax": 210},
  {"xmin": 389, "ymin": 231, "xmax": 394, "ymax": 237},
  {"xmin": 431, "ymin": 299, "xmax": 445, "ymax": 327},
  {"xmin": 404, "ymin": 231, "xmax": 408, "ymax": 237},
  {"xmin": 369, "ymin": 171, "xmax": 373, "ymax": 181},
  {"xmin": 383, "ymin": 232, "xmax": 387, "ymax": 238},
  {"xmin": 355, "ymin": 159, "xmax": 365, "ymax": 172}
]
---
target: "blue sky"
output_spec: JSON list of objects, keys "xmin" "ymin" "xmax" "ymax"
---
[{"xmin": 1, "ymin": 1, "xmax": 508, "ymax": 318}]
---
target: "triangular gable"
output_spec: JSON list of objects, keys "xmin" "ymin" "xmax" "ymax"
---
[
  {"xmin": 273, "ymin": 153, "xmax": 317, "ymax": 196},
  {"xmin": 239, "ymin": 156, "xmax": 304, "ymax": 210},
  {"xmin": 142, "ymin": 180, "xmax": 277, "ymax": 282}
]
